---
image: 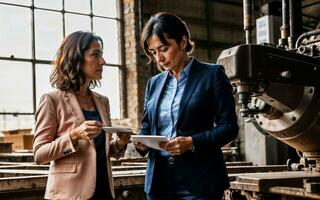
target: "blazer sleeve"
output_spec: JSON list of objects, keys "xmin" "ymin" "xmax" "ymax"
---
[
  {"xmin": 191, "ymin": 66, "xmax": 239, "ymax": 152},
  {"xmin": 135, "ymin": 79, "xmax": 152, "ymax": 157},
  {"xmin": 33, "ymin": 94, "xmax": 76, "ymax": 165}
]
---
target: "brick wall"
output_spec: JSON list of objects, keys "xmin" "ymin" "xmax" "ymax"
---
[{"xmin": 122, "ymin": 0, "xmax": 150, "ymax": 130}]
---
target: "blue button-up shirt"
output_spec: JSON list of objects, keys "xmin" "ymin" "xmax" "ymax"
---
[{"xmin": 157, "ymin": 58, "xmax": 194, "ymax": 156}]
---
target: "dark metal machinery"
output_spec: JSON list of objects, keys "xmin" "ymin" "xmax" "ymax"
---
[{"xmin": 218, "ymin": 0, "xmax": 320, "ymax": 199}]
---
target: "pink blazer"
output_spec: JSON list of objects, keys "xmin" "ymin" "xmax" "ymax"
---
[{"xmin": 33, "ymin": 89, "xmax": 124, "ymax": 200}]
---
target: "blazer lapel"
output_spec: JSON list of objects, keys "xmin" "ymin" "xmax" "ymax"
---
[
  {"xmin": 151, "ymin": 72, "xmax": 169, "ymax": 134},
  {"xmin": 63, "ymin": 91, "xmax": 86, "ymax": 126},
  {"xmin": 90, "ymin": 91, "xmax": 111, "ymax": 154},
  {"xmin": 177, "ymin": 59, "xmax": 203, "ymax": 121},
  {"xmin": 91, "ymin": 91, "xmax": 109, "ymax": 126}
]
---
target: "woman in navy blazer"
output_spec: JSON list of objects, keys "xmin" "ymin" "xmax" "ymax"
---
[{"xmin": 134, "ymin": 12, "xmax": 239, "ymax": 200}]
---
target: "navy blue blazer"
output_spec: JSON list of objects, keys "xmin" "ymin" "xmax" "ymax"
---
[{"xmin": 138, "ymin": 58, "xmax": 239, "ymax": 195}]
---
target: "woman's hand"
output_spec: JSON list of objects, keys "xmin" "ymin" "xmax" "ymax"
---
[
  {"xmin": 159, "ymin": 136, "xmax": 193, "ymax": 156},
  {"xmin": 116, "ymin": 132, "xmax": 133, "ymax": 150},
  {"xmin": 133, "ymin": 141, "xmax": 149, "ymax": 151},
  {"xmin": 69, "ymin": 120, "xmax": 103, "ymax": 144}
]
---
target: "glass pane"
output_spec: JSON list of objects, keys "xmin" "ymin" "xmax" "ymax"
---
[
  {"xmin": 65, "ymin": 13, "xmax": 91, "ymax": 35},
  {"xmin": 34, "ymin": 0, "xmax": 62, "ymax": 10},
  {"xmin": 93, "ymin": 66, "xmax": 120, "ymax": 119},
  {"xmin": 93, "ymin": 17, "xmax": 120, "ymax": 65},
  {"xmin": 0, "ymin": 5, "xmax": 31, "ymax": 59},
  {"xmin": 65, "ymin": 0, "xmax": 90, "ymax": 14},
  {"xmin": 0, "ymin": 0, "xmax": 30, "ymax": 6},
  {"xmin": 35, "ymin": 9, "xmax": 63, "ymax": 60},
  {"xmin": 0, "ymin": 115, "xmax": 34, "ymax": 131},
  {"xmin": 35, "ymin": 64, "xmax": 53, "ymax": 106},
  {"xmin": 0, "ymin": 61, "xmax": 33, "ymax": 113},
  {"xmin": 92, "ymin": 0, "xmax": 117, "ymax": 18}
]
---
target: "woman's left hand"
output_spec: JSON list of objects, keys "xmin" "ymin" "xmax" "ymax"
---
[
  {"xmin": 116, "ymin": 132, "xmax": 133, "ymax": 150},
  {"xmin": 159, "ymin": 136, "xmax": 193, "ymax": 156}
]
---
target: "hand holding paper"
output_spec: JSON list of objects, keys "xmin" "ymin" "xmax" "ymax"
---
[
  {"xmin": 102, "ymin": 126, "xmax": 133, "ymax": 148},
  {"xmin": 131, "ymin": 135, "xmax": 168, "ymax": 150}
]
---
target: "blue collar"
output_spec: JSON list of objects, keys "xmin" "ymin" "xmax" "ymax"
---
[{"xmin": 169, "ymin": 57, "xmax": 194, "ymax": 79}]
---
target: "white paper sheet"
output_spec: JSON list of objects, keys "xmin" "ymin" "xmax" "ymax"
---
[
  {"xmin": 130, "ymin": 135, "xmax": 168, "ymax": 150},
  {"xmin": 102, "ymin": 126, "xmax": 133, "ymax": 133}
]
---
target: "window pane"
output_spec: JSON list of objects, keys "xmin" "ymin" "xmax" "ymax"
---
[
  {"xmin": 93, "ymin": 66, "xmax": 120, "ymax": 119},
  {"xmin": 93, "ymin": 17, "xmax": 120, "ymax": 65},
  {"xmin": 0, "ymin": 61, "xmax": 33, "ymax": 113},
  {"xmin": 93, "ymin": 0, "xmax": 118, "ymax": 18},
  {"xmin": 35, "ymin": 10, "xmax": 63, "ymax": 60},
  {"xmin": 36, "ymin": 64, "xmax": 53, "ymax": 106},
  {"xmin": 65, "ymin": 0, "xmax": 90, "ymax": 14},
  {"xmin": 0, "ymin": 5, "xmax": 31, "ymax": 59},
  {"xmin": 65, "ymin": 13, "xmax": 91, "ymax": 35},
  {"xmin": 0, "ymin": 0, "xmax": 30, "ymax": 6},
  {"xmin": 34, "ymin": 0, "xmax": 62, "ymax": 10},
  {"xmin": 0, "ymin": 115, "xmax": 34, "ymax": 131}
]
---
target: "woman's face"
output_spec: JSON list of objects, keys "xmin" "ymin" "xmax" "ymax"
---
[
  {"xmin": 82, "ymin": 41, "xmax": 106, "ymax": 81},
  {"xmin": 147, "ymin": 34, "xmax": 187, "ymax": 72}
]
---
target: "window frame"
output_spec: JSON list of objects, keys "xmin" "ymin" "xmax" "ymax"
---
[{"xmin": 0, "ymin": 0, "xmax": 126, "ymax": 120}]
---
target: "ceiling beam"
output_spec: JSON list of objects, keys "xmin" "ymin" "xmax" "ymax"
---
[{"xmin": 302, "ymin": 1, "xmax": 320, "ymax": 8}]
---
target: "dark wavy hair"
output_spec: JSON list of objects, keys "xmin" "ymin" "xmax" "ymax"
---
[
  {"xmin": 50, "ymin": 31, "xmax": 103, "ymax": 92},
  {"xmin": 140, "ymin": 12, "xmax": 195, "ymax": 71}
]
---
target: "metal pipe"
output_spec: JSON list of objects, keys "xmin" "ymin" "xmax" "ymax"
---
[
  {"xmin": 281, "ymin": 0, "xmax": 289, "ymax": 39},
  {"xmin": 289, "ymin": 0, "xmax": 302, "ymax": 49},
  {"xmin": 243, "ymin": 0, "xmax": 254, "ymax": 44},
  {"xmin": 295, "ymin": 28, "xmax": 320, "ymax": 48},
  {"xmin": 279, "ymin": 0, "xmax": 290, "ymax": 47}
]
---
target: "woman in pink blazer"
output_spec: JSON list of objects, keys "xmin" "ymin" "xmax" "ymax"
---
[{"xmin": 33, "ymin": 31, "xmax": 131, "ymax": 200}]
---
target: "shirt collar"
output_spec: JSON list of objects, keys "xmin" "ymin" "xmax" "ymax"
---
[
  {"xmin": 181, "ymin": 57, "xmax": 194, "ymax": 78},
  {"xmin": 168, "ymin": 57, "xmax": 194, "ymax": 79}
]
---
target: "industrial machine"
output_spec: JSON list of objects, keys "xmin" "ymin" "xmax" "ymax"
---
[{"xmin": 217, "ymin": 0, "xmax": 320, "ymax": 199}]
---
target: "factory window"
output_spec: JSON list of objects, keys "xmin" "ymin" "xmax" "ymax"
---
[{"xmin": 0, "ymin": 0, "xmax": 123, "ymax": 131}]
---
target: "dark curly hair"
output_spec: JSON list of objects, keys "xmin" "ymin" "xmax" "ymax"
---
[
  {"xmin": 50, "ymin": 31, "xmax": 103, "ymax": 92},
  {"xmin": 140, "ymin": 12, "xmax": 195, "ymax": 71}
]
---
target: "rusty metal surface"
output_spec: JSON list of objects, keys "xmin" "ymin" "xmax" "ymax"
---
[
  {"xmin": 226, "ymin": 161, "xmax": 253, "ymax": 166},
  {"xmin": 0, "ymin": 172, "xmax": 146, "ymax": 200},
  {"xmin": 0, "ymin": 169, "xmax": 48, "ymax": 177},
  {"xmin": 111, "ymin": 157, "xmax": 147, "ymax": 166},
  {"xmin": 0, "ymin": 161, "xmax": 146, "ymax": 200},
  {"xmin": 0, "ymin": 158, "xmax": 306, "ymax": 199},
  {"xmin": 269, "ymin": 186, "xmax": 320, "ymax": 199},
  {"xmin": 120, "ymin": 162, "xmax": 147, "ymax": 166},
  {"xmin": 0, "ymin": 175, "xmax": 47, "ymax": 191},
  {"xmin": 227, "ymin": 165, "xmax": 287, "ymax": 174},
  {"xmin": 0, "ymin": 161, "xmax": 318, "ymax": 200},
  {"xmin": 112, "ymin": 165, "xmax": 146, "ymax": 171},
  {"xmin": 0, "ymin": 153, "xmax": 34, "ymax": 162},
  {"xmin": 114, "ymin": 172, "xmax": 145, "ymax": 187},
  {"xmin": 231, "ymin": 171, "xmax": 320, "ymax": 192},
  {"xmin": 0, "ymin": 164, "xmax": 49, "ymax": 170}
]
